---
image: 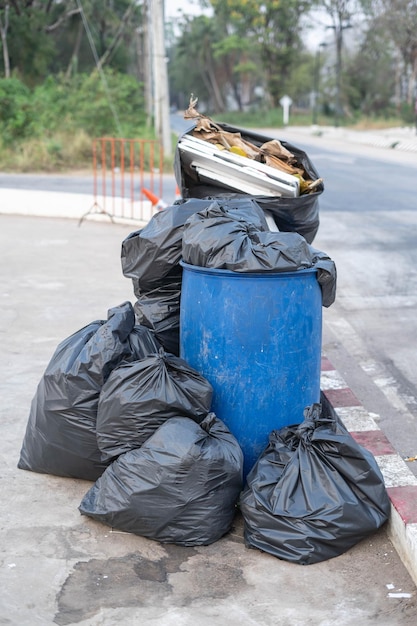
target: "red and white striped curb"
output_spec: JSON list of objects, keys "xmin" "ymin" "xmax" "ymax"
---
[{"xmin": 321, "ymin": 356, "xmax": 417, "ymax": 586}]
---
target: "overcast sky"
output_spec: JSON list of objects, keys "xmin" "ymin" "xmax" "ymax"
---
[{"xmin": 165, "ymin": 0, "xmax": 209, "ymax": 20}]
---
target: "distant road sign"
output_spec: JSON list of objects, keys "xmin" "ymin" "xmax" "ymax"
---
[{"xmin": 279, "ymin": 95, "xmax": 293, "ymax": 125}]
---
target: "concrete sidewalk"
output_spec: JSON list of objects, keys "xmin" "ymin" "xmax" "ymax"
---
[
  {"xmin": 280, "ymin": 124, "xmax": 417, "ymax": 154},
  {"xmin": 0, "ymin": 187, "xmax": 155, "ymax": 225}
]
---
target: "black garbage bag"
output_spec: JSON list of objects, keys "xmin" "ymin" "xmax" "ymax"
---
[
  {"xmin": 18, "ymin": 302, "xmax": 159, "ymax": 481},
  {"xmin": 96, "ymin": 350, "xmax": 213, "ymax": 461},
  {"xmin": 121, "ymin": 199, "xmax": 209, "ymax": 294},
  {"xmin": 182, "ymin": 201, "xmax": 311, "ymax": 271},
  {"xmin": 79, "ymin": 413, "xmax": 244, "ymax": 546},
  {"xmin": 310, "ymin": 246, "xmax": 337, "ymax": 308},
  {"xmin": 121, "ymin": 197, "xmax": 269, "ymax": 296},
  {"xmin": 182, "ymin": 203, "xmax": 337, "ymax": 307},
  {"xmin": 255, "ymin": 193, "xmax": 319, "ymax": 245},
  {"xmin": 174, "ymin": 123, "xmax": 323, "ymax": 243},
  {"xmin": 240, "ymin": 403, "xmax": 391, "ymax": 565},
  {"xmin": 134, "ymin": 281, "xmax": 181, "ymax": 355},
  {"xmin": 127, "ymin": 322, "xmax": 162, "ymax": 357},
  {"xmin": 131, "ymin": 273, "xmax": 178, "ymax": 300}
]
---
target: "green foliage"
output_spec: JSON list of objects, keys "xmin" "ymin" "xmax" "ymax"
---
[
  {"xmin": 7, "ymin": 71, "xmax": 147, "ymax": 139},
  {"xmin": 343, "ymin": 23, "xmax": 396, "ymax": 117},
  {"xmin": 0, "ymin": 71, "xmax": 147, "ymax": 140},
  {"xmin": 0, "ymin": 72, "xmax": 150, "ymax": 171},
  {"xmin": 1, "ymin": 0, "xmax": 142, "ymax": 83},
  {"xmin": 170, "ymin": 0, "xmax": 315, "ymax": 110},
  {"xmin": 1, "ymin": 0, "xmax": 416, "ymax": 172},
  {"xmin": 1, "ymin": 6, "xmax": 56, "ymax": 85},
  {"xmin": 0, "ymin": 78, "xmax": 34, "ymax": 141}
]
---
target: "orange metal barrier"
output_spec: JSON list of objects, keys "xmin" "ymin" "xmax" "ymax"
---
[{"xmin": 86, "ymin": 137, "xmax": 165, "ymax": 223}]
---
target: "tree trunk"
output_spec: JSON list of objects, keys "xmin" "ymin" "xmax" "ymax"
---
[
  {"xmin": 203, "ymin": 44, "xmax": 225, "ymax": 113},
  {"xmin": 0, "ymin": 4, "xmax": 10, "ymax": 78},
  {"xmin": 224, "ymin": 57, "xmax": 242, "ymax": 111}
]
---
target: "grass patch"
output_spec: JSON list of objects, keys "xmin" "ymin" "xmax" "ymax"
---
[
  {"xmin": 0, "ymin": 130, "xmax": 93, "ymax": 172},
  {"xmin": 347, "ymin": 117, "xmax": 406, "ymax": 130}
]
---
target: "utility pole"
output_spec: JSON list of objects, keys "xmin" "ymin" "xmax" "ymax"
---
[
  {"xmin": 140, "ymin": 2, "xmax": 153, "ymax": 127},
  {"xmin": 149, "ymin": 0, "xmax": 172, "ymax": 156},
  {"xmin": 327, "ymin": 21, "xmax": 352, "ymax": 127},
  {"xmin": 0, "ymin": 3, "xmax": 11, "ymax": 78},
  {"xmin": 312, "ymin": 42, "xmax": 327, "ymax": 126},
  {"xmin": 334, "ymin": 23, "xmax": 343, "ymax": 127}
]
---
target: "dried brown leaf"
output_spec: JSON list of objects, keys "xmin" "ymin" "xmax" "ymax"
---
[
  {"xmin": 260, "ymin": 139, "xmax": 295, "ymax": 161},
  {"xmin": 260, "ymin": 154, "xmax": 304, "ymax": 176}
]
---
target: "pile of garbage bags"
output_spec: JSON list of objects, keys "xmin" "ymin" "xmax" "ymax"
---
[
  {"xmin": 18, "ymin": 314, "xmax": 390, "ymax": 558},
  {"xmin": 17, "ymin": 125, "xmax": 390, "ymax": 562},
  {"xmin": 18, "ymin": 301, "xmax": 244, "ymax": 546}
]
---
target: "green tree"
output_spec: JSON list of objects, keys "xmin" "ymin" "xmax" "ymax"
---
[
  {"xmin": 172, "ymin": 14, "xmax": 226, "ymax": 113},
  {"xmin": 0, "ymin": 1, "xmax": 143, "ymax": 83},
  {"xmin": 367, "ymin": 0, "xmax": 417, "ymax": 106},
  {"xmin": 207, "ymin": 1, "xmax": 260, "ymax": 111},
  {"xmin": 0, "ymin": 1, "xmax": 58, "ymax": 84},
  {"xmin": 344, "ymin": 20, "xmax": 396, "ymax": 117},
  {"xmin": 210, "ymin": 0, "xmax": 315, "ymax": 107},
  {"xmin": 168, "ymin": 1, "xmax": 318, "ymax": 113},
  {"xmin": 319, "ymin": 1, "xmax": 363, "ymax": 123}
]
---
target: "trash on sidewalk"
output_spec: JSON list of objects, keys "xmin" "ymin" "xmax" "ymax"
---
[
  {"xmin": 16, "ymin": 105, "xmax": 390, "ymax": 562},
  {"xmin": 79, "ymin": 413, "xmax": 243, "ymax": 546},
  {"xmin": 240, "ymin": 403, "xmax": 391, "ymax": 565}
]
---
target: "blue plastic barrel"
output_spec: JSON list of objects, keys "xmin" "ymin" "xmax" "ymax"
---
[{"xmin": 180, "ymin": 262, "xmax": 322, "ymax": 478}]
